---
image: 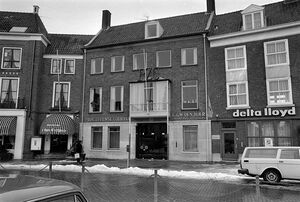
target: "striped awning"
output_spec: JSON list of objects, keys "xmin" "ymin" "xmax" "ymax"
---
[
  {"xmin": 0, "ymin": 116, "xmax": 16, "ymax": 136},
  {"xmin": 39, "ymin": 114, "xmax": 77, "ymax": 135}
]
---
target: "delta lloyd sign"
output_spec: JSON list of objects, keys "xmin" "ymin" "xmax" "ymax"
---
[{"xmin": 233, "ymin": 107, "xmax": 296, "ymax": 118}]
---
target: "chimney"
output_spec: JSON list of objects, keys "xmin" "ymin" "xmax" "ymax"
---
[
  {"xmin": 206, "ymin": 0, "xmax": 215, "ymax": 13},
  {"xmin": 33, "ymin": 5, "xmax": 39, "ymax": 14},
  {"xmin": 102, "ymin": 10, "xmax": 111, "ymax": 30}
]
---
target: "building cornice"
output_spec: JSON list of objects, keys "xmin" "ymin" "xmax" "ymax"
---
[
  {"xmin": 0, "ymin": 32, "xmax": 50, "ymax": 46},
  {"xmin": 208, "ymin": 21, "xmax": 300, "ymax": 47}
]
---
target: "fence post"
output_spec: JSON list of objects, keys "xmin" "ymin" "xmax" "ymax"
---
[
  {"xmin": 81, "ymin": 162, "xmax": 85, "ymax": 190},
  {"xmin": 154, "ymin": 169, "xmax": 158, "ymax": 202},
  {"xmin": 255, "ymin": 175, "xmax": 260, "ymax": 200},
  {"xmin": 48, "ymin": 161, "xmax": 52, "ymax": 178}
]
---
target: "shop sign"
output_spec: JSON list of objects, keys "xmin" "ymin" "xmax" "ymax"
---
[
  {"xmin": 264, "ymin": 138, "xmax": 273, "ymax": 147},
  {"xmin": 86, "ymin": 116, "xmax": 129, "ymax": 122},
  {"xmin": 41, "ymin": 128, "xmax": 67, "ymax": 133},
  {"xmin": 170, "ymin": 111, "xmax": 206, "ymax": 120},
  {"xmin": 233, "ymin": 107, "xmax": 296, "ymax": 118}
]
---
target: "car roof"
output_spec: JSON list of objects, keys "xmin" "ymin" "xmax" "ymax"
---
[{"xmin": 0, "ymin": 173, "xmax": 82, "ymax": 202}]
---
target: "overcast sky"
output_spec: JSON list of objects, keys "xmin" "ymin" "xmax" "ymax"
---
[{"xmin": 0, "ymin": 0, "xmax": 281, "ymax": 34}]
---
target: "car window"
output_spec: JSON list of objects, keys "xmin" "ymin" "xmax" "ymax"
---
[
  {"xmin": 280, "ymin": 149, "xmax": 300, "ymax": 159},
  {"xmin": 48, "ymin": 195, "xmax": 74, "ymax": 202},
  {"xmin": 245, "ymin": 149, "xmax": 278, "ymax": 158}
]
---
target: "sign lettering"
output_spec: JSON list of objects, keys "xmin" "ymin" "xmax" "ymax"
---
[{"xmin": 232, "ymin": 107, "xmax": 296, "ymax": 118}]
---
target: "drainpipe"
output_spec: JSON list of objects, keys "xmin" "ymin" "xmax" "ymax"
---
[
  {"xmin": 80, "ymin": 49, "xmax": 87, "ymax": 141},
  {"xmin": 29, "ymin": 41, "xmax": 36, "ymax": 117}
]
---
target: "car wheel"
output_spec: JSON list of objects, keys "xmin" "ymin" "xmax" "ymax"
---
[{"xmin": 263, "ymin": 169, "xmax": 281, "ymax": 183}]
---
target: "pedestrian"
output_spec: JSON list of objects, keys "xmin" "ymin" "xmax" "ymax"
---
[{"xmin": 74, "ymin": 140, "xmax": 84, "ymax": 163}]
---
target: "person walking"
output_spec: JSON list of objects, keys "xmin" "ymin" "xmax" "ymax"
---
[{"xmin": 74, "ymin": 140, "xmax": 84, "ymax": 163}]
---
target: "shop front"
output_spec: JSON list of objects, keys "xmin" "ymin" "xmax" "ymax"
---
[{"xmin": 39, "ymin": 114, "xmax": 77, "ymax": 154}]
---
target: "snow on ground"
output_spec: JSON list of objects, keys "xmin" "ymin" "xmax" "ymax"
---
[{"xmin": 1, "ymin": 162, "xmax": 247, "ymax": 182}]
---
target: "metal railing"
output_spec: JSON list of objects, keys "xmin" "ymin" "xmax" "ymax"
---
[
  {"xmin": 0, "ymin": 98, "xmax": 25, "ymax": 109},
  {"xmin": 130, "ymin": 102, "xmax": 167, "ymax": 112}
]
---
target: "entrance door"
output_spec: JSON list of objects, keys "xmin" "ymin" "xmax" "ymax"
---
[
  {"xmin": 50, "ymin": 135, "xmax": 68, "ymax": 153},
  {"xmin": 136, "ymin": 123, "xmax": 168, "ymax": 160},
  {"xmin": 222, "ymin": 131, "xmax": 238, "ymax": 160}
]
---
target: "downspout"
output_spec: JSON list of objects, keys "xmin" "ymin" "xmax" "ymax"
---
[
  {"xmin": 80, "ymin": 49, "xmax": 87, "ymax": 141},
  {"xmin": 29, "ymin": 40, "xmax": 36, "ymax": 117}
]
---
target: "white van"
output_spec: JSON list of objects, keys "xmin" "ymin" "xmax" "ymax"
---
[{"xmin": 238, "ymin": 147, "xmax": 300, "ymax": 183}]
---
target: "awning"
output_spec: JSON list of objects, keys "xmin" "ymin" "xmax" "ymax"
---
[
  {"xmin": 0, "ymin": 116, "xmax": 16, "ymax": 136},
  {"xmin": 39, "ymin": 114, "xmax": 77, "ymax": 135}
]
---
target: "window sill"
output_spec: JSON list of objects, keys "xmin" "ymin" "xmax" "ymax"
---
[
  {"xmin": 107, "ymin": 149, "xmax": 121, "ymax": 152},
  {"xmin": 226, "ymin": 106, "xmax": 250, "ymax": 110},
  {"xmin": 90, "ymin": 73, "xmax": 103, "ymax": 75},
  {"xmin": 88, "ymin": 111, "xmax": 102, "ymax": 114},
  {"xmin": 111, "ymin": 70, "xmax": 125, "ymax": 73},
  {"xmin": 182, "ymin": 151, "xmax": 200, "ymax": 154},
  {"xmin": 90, "ymin": 149, "xmax": 103, "ymax": 151},
  {"xmin": 181, "ymin": 108, "xmax": 199, "ymax": 111},
  {"xmin": 110, "ymin": 111, "xmax": 124, "ymax": 113},
  {"xmin": 266, "ymin": 104, "xmax": 295, "ymax": 108},
  {"xmin": 180, "ymin": 64, "xmax": 198, "ymax": 67},
  {"xmin": 49, "ymin": 107, "xmax": 72, "ymax": 111}
]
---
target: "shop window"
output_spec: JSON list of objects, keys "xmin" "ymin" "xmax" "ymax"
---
[
  {"xmin": 91, "ymin": 127, "xmax": 102, "ymax": 149},
  {"xmin": 110, "ymin": 86, "xmax": 124, "ymax": 112},
  {"xmin": 64, "ymin": 59, "xmax": 75, "ymax": 74},
  {"xmin": 133, "ymin": 53, "xmax": 147, "ymax": 70},
  {"xmin": 52, "ymin": 82, "xmax": 70, "ymax": 109},
  {"xmin": 2, "ymin": 47, "xmax": 22, "ymax": 69},
  {"xmin": 183, "ymin": 125, "xmax": 198, "ymax": 152},
  {"xmin": 181, "ymin": 80, "xmax": 198, "ymax": 110},
  {"xmin": 51, "ymin": 59, "xmax": 62, "ymax": 74},
  {"xmin": 108, "ymin": 126, "xmax": 120, "ymax": 149},
  {"xmin": 264, "ymin": 39, "xmax": 289, "ymax": 67},
  {"xmin": 91, "ymin": 58, "xmax": 103, "ymax": 74},
  {"xmin": 156, "ymin": 50, "xmax": 171, "ymax": 67},
  {"xmin": 225, "ymin": 46, "xmax": 246, "ymax": 71},
  {"xmin": 247, "ymin": 121, "xmax": 292, "ymax": 147},
  {"xmin": 89, "ymin": 87, "xmax": 102, "ymax": 113},
  {"xmin": 181, "ymin": 48, "xmax": 197, "ymax": 66},
  {"xmin": 111, "ymin": 56, "xmax": 124, "ymax": 72}
]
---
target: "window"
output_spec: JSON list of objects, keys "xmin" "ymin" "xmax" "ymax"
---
[
  {"xmin": 156, "ymin": 50, "xmax": 171, "ymax": 67},
  {"xmin": 247, "ymin": 121, "xmax": 292, "ymax": 147},
  {"xmin": 133, "ymin": 53, "xmax": 147, "ymax": 70},
  {"xmin": 183, "ymin": 125, "xmax": 198, "ymax": 152},
  {"xmin": 280, "ymin": 149, "xmax": 300, "ymax": 159},
  {"xmin": 145, "ymin": 21, "xmax": 163, "ymax": 39},
  {"xmin": 111, "ymin": 56, "xmax": 124, "ymax": 72},
  {"xmin": 53, "ymin": 82, "xmax": 70, "ymax": 109},
  {"xmin": 64, "ymin": 59, "xmax": 75, "ymax": 74},
  {"xmin": 245, "ymin": 149, "xmax": 278, "ymax": 158},
  {"xmin": 91, "ymin": 58, "xmax": 103, "ymax": 74},
  {"xmin": 181, "ymin": 48, "xmax": 197, "ymax": 65},
  {"xmin": 144, "ymin": 82, "xmax": 154, "ymax": 111},
  {"xmin": 0, "ymin": 78, "xmax": 19, "ymax": 108},
  {"xmin": 51, "ymin": 59, "xmax": 62, "ymax": 74},
  {"xmin": 227, "ymin": 82, "xmax": 248, "ymax": 107},
  {"xmin": 2, "ymin": 48, "xmax": 22, "ymax": 69},
  {"xmin": 108, "ymin": 126, "xmax": 120, "ymax": 149},
  {"xmin": 181, "ymin": 80, "xmax": 198, "ymax": 110},
  {"xmin": 264, "ymin": 40, "xmax": 289, "ymax": 66},
  {"xmin": 267, "ymin": 78, "xmax": 292, "ymax": 105},
  {"xmin": 243, "ymin": 12, "xmax": 263, "ymax": 30},
  {"xmin": 91, "ymin": 127, "xmax": 102, "ymax": 149},
  {"xmin": 225, "ymin": 46, "xmax": 246, "ymax": 70},
  {"xmin": 110, "ymin": 86, "xmax": 124, "ymax": 112},
  {"xmin": 89, "ymin": 87, "xmax": 102, "ymax": 112}
]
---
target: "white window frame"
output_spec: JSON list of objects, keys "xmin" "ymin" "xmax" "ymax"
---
[
  {"xmin": 111, "ymin": 56, "xmax": 124, "ymax": 72},
  {"xmin": 0, "ymin": 77, "xmax": 20, "ymax": 108},
  {"xmin": 51, "ymin": 58, "xmax": 62, "ymax": 74},
  {"xmin": 225, "ymin": 46, "xmax": 247, "ymax": 71},
  {"xmin": 52, "ymin": 81, "xmax": 71, "ymax": 108},
  {"xmin": 181, "ymin": 48, "xmax": 197, "ymax": 66},
  {"xmin": 110, "ymin": 86, "xmax": 124, "ymax": 112},
  {"xmin": 91, "ymin": 126, "xmax": 103, "ymax": 150},
  {"xmin": 145, "ymin": 21, "xmax": 159, "ymax": 39},
  {"xmin": 181, "ymin": 80, "xmax": 198, "ymax": 110},
  {"xmin": 266, "ymin": 78, "xmax": 293, "ymax": 106},
  {"xmin": 264, "ymin": 39, "xmax": 289, "ymax": 67},
  {"xmin": 89, "ymin": 87, "xmax": 102, "ymax": 113},
  {"xmin": 133, "ymin": 53, "xmax": 147, "ymax": 70},
  {"xmin": 91, "ymin": 58, "xmax": 104, "ymax": 74},
  {"xmin": 1, "ymin": 47, "xmax": 22, "ymax": 69},
  {"xmin": 156, "ymin": 50, "xmax": 171, "ymax": 68},
  {"xmin": 226, "ymin": 81, "xmax": 249, "ymax": 108},
  {"xmin": 64, "ymin": 59, "xmax": 76, "ymax": 74},
  {"xmin": 243, "ymin": 11, "xmax": 264, "ymax": 30}
]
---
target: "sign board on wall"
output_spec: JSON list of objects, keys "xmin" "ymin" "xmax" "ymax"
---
[
  {"xmin": 31, "ymin": 137, "xmax": 42, "ymax": 151},
  {"xmin": 264, "ymin": 138, "xmax": 273, "ymax": 147},
  {"xmin": 232, "ymin": 107, "xmax": 296, "ymax": 118}
]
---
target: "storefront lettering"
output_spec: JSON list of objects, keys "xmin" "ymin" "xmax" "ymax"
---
[
  {"xmin": 42, "ymin": 128, "xmax": 67, "ymax": 133},
  {"xmin": 233, "ymin": 107, "xmax": 296, "ymax": 118},
  {"xmin": 170, "ymin": 111, "xmax": 206, "ymax": 120},
  {"xmin": 86, "ymin": 117, "xmax": 129, "ymax": 122}
]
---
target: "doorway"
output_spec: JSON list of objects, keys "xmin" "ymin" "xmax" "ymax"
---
[
  {"xmin": 50, "ymin": 135, "xmax": 68, "ymax": 153},
  {"xmin": 222, "ymin": 131, "xmax": 238, "ymax": 160},
  {"xmin": 136, "ymin": 123, "xmax": 168, "ymax": 159}
]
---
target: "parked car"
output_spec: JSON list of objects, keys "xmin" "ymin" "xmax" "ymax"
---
[
  {"xmin": 238, "ymin": 146, "xmax": 300, "ymax": 183},
  {"xmin": 0, "ymin": 173, "xmax": 88, "ymax": 202}
]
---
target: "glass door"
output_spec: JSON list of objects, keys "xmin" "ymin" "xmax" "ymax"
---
[{"xmin": 222, "ymin": 131, "xmax": 238, "ymax": 160}]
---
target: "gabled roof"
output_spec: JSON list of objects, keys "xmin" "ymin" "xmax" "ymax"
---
[
  {"xmin": 86, "ymin": 12, "xmax": 211, "ymax": 49},
  {"xmin": 210, "ymin": 0, "xmax": 300, "ymax": 36},
  {"xmin": 46, "ymin": 34, "xmax": 93, "ymax": 55},
  {"xmin": 0, "ymin": 11, "xmax": 47, "ymax": 36}
]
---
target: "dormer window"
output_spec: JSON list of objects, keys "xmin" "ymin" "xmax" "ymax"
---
[
  {"xmin": 145, "ymin": 21, "xmax": 163, "ymax": 39},
  {"xmin": 241, "ymin": 5, "xmax": 265, "ymax": 31}
]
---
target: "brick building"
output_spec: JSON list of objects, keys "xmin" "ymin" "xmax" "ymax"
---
[
  {"xmin": 208, "ymin": 0, "xmax": 300, "ymax": 161},
  {"xmin": 81, "ymin": 2, "xmax": 215, "ymax": 161}
]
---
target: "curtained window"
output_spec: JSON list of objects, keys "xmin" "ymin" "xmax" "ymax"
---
[
  {"xmin": 51, "ymin": 59, "xmax": 62, "ymax": 74},
  {"xmin": 265, "ymin": 40, "xmax": 288, "ymax": 66},
  {"xmin": 181, "ymin": 48, "xmax": 197, "ymax": 65},
  {"xmin": 53, "ymin": 82, "xmax": 69, "ymax": 109},
  {"xmin": 2, "ymin": 48, "xmax": 22, "ymax": 69},
  {"xmin": 268, "ymin": 78, "xmax": 292, "ymax": 105},
  {"xmin": 91, "ymin": 127, "xmax": 102, "ymax": 149},
  {"xmin": 111, "ymin": 56, "xmax": 124, "ymax": 72},
  {"xmin": 64, "ymin": 59, "xmax": 75, "ymax": 74},
  {"xmin": 133, "ymin": 53, "xmax": 147, "ymax": 70},
  {"xmin": 225, "ymin": 46, "xmax": 246, "ymax": 70},
  {"xmin": 89, "ymin": 87, "xmax": 102, "ymax": 112},
  {"xmin": 182, "ymin": 80, "xmax": 198, "ymax": 109},
  {"xmin": 91, "ymin": 58, "xmax": 103, "ymax": 74},
  {"xmin": 183, "ymin": 125, "xmax": 198, "ymax": 152},
  {"xmin": 108, "ymin": 127, "xmax": 120, "ymax": 149},
  {"xmin": 110, "ymin": 86, "xmax": 123, "ymax": 112},
  {"xmin": 227, "ymin": 82, "xmax": 248, "ymax": 107}
]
